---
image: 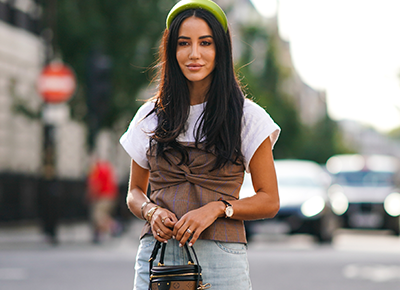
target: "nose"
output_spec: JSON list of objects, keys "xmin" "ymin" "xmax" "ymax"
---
[{"xmin": 189, "ymin": 44, "xmax": 200, "ymax": 59}]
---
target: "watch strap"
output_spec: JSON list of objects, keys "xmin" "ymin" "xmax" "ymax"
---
[{"xmin": 220, "ymin": 199, "xmax": 232, "ymax": 207}]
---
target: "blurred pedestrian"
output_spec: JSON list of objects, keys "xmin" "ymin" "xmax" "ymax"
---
[
  {"xmin": 120, "ymin": 0, "xmax": 280, "ymax": 289},
  {"xmin": 87, "ymin": 157, "xmax": 120, "ymax": 243}
]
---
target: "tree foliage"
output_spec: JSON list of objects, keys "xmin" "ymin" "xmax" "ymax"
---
[{"xmin": 54, "ymin": 0, "xmax": 176, "ymax": 128}]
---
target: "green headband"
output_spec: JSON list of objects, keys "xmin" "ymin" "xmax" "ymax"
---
[{"xmin": 166, "ymin": 0, "xmax": 228, "ymax": 32}]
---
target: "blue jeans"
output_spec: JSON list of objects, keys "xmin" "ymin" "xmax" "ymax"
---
[{"xmin": 133, "ymin": 235, "xmax": 252, "ymax": 290}]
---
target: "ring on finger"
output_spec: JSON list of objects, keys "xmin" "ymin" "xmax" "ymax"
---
[
  {"xmin": 186, "ymin": 228, "xmax": 192, "ymax": 234},
  {"xmin": 157, "ymin": 229, "xmax": 161, "ymax": 236},
  {"xmin": 161, "ymin": 217, "xmax": 166, "ymax": 224}
]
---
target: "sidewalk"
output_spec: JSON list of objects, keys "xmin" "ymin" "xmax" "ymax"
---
[{"xmin": 0, "ymin": 219, "xmax": 143, "ymax": 250}]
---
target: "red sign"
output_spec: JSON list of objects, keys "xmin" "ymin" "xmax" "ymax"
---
[{"xmin": 37, "ymin": 62, "xmax": 77, "ymax": 103}]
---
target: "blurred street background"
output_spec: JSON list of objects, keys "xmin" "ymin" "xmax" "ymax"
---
[
  {"xmin": 1, "ymin": 220, "xmax": 400, "ymax": 290},
  {"xmin": 1, "ymin": 0, "xmax": 400, "ymax": 289}
]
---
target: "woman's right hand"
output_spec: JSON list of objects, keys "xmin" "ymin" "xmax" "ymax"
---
[{"xmin": 149, "ymin": 207, "xmax": 178, "ymax": 243}]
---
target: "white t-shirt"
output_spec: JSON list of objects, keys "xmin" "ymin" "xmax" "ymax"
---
[{"xmin": 120, "ymin": 99, "xmax": 280, "ymax": 173}]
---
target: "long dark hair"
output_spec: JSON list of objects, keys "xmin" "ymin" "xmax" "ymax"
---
[{"xmin": 148, "ymin": 9, "xmax": 244, "ymax": 170}]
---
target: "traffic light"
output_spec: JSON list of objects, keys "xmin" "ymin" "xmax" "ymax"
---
[{"xmin": 86, "ymin": 49, "xmax": 112, "ymax": 151}]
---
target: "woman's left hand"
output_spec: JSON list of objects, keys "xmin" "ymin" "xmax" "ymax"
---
[{"xmin": 172, "ymin": 201, "xmax": 224, "ymax": 247}]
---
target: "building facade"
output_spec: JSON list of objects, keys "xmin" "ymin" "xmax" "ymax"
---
[
  {"xmin": 0, "ymin": 0, "xmax": 89, "ymax": 222},
  {"xmin": 0, "ymin": 0, "xmax": 43, "ymax": 175}
]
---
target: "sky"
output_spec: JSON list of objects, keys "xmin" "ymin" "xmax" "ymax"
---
[{"xmin": 250, "ymin": 0, "xmax": 400, "ymax": 133}]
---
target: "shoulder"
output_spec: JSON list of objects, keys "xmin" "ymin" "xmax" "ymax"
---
[
  {"xmin": 128, "ymin": 100, "xmax": 157, "ymax": 129},
  {"xmin": 119, "ymin": 100, "xmax": 156, "ymax": 170},
  {"xmin": 240, "ymin": 98, "xmax": 280, "ymax": 172},
  {"xmin": 135, "ymin": 100, "xmax": 156, "ymax": 119},
  {"xmin": 241, "ymin": 98, "xmax": 280, "ymax": 137},
  {"xmin": 243, "ymin": 98, "xmax": 272, "ymax": 122}
]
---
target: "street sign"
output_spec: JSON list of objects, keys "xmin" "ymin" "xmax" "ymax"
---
[
  {"xmin": 42, "ymin": 103, "xmax": 70, "ymax": 125},
  {"xmin": 37, "ymin": 61, "xmax": 77, "ymax": 103}
]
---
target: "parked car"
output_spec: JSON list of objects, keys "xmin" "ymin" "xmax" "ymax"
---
[
  {"xmin": 241, "ymin": 159, "xmax": 337, "ymax": 242},
  {"xmin": 326, "ymin": 154, "xmax": 400, "ymax": 235}
]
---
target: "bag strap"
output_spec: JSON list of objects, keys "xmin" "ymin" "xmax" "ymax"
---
[
  {"xmin": 148, "ymin": 240, "xmax": 209, "ymax": 290},
  {"xmin": 148, "ymin": 240, "xmax": 200, "ymax": 273}
]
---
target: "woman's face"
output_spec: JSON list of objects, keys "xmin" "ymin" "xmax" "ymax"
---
[{"xmin": 176, "ymin": 16, "xmax": 216, "ymax": 86}]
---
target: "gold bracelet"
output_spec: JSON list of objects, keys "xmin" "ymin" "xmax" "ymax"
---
[
  {"xmin": 140, "ymin": 200, "xmax": 151, "ymax": 220},
  {"xmin": 146, "ymin": 206, "xmax": 160, "ymax": 223}
]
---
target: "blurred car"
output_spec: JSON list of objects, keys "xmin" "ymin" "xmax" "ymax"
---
[
  {"xmin": 326, "ymin": 154, "xmax": 400, "ymax": 235},
  {"xmin": 241, "ymin": 159, "xmax": 337, "ymax": 242}
]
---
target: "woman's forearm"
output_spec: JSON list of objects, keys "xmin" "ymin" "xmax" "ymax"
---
[
  {"xmin": 126, "ymin": 188, "xmax": 154, "ymax": 220},
  {"xmin": 227, "ymin": 192, "xmax": 280, "ymax": 221},
  {"xmin": 127, "ymin": 159, "xmax": 151, "ymax": 220}
]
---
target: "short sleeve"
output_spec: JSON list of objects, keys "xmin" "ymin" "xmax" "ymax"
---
[
  {"xmin": 241, "ymin": 99, "xmax": 280, "ymax": 173},
  {"xmin": 119, "ymin": 101, "xmax": 156, "ymax": 170}
]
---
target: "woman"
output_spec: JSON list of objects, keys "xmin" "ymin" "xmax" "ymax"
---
[{"xmin": 120, "ymin": 0, "xmax": 280, "ymax": 289}]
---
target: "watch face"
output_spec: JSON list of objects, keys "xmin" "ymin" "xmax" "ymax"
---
[{"xmin": 225, "ymin": 206, "xmax": 234, "ymax": 217}]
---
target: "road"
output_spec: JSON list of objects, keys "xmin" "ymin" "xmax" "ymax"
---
[
  {"xmin": 1, "ymin": 221, "xmax": 400, "ymax": 290},
  {"xmin": 248, "ymin": 233, "xmax": 400, "ymax": 290}
]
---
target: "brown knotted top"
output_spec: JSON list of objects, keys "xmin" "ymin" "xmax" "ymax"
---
[{"xmin": 140, "ymin": 142, "xmax": 247, "ymax": 243}]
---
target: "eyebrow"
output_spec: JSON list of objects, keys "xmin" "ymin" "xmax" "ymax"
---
[{"xmin": 178, "ymin": 35, "xmax": 214, "ymax": 40}]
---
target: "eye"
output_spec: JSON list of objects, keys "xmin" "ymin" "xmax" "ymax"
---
[
  {"xmin": 178, "ymin": 41, "xmax": 189, "ymax": 46},
  {"xmin": 201, "ymin": 40, "xmax": 212, "ymax": 46}
]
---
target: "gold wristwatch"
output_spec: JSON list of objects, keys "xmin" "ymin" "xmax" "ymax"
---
[{"xmin": 220, "ymin": 200, "xmax": 233, "ymax": 218}]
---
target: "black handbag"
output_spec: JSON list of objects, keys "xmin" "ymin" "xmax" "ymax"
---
[{"xmin": 148, "ymin": 241, "xmax": 211, "ymax": 290}]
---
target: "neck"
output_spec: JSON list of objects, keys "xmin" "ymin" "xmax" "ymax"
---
[{"xmin": 187, "ymin": 77, "xmax": 212, "ymax": 105}]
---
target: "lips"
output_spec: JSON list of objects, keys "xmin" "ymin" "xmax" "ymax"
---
[{"xmin": 187, "ymin": 63, "xmax": 203, "ymax": 71}]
